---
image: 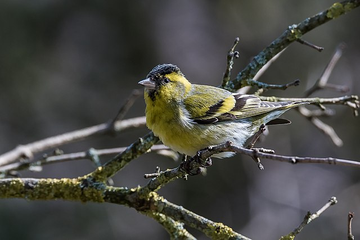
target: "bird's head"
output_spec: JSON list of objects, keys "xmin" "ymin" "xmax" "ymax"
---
[{"xmin": 139, "ymin": 64, "xmax": 191, "ymax": 101}]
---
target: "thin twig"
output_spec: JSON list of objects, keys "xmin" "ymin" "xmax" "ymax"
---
[
  {"xmin": 348, "ymin": 212, "xmax": 355, "ymax": 240},
  {"xmin": 297, "ymin": 107, "xmax": 335, "ymax": 118},
  {"xmin": 0, "ymin": 116, "xmax": 146, "ymax": 167},
  {"xmin": 144, "ymin": 166, "xmax": 185, "ymax": 192},
  {"xmin": 246, "ymin": 124, "xmax": 268, "ymax": 170},
  {"xmin": 297, "ymin": 38, "xmax": 324, "ymax": 52},
  {"xmin": 143, "ymin": 140, "xmax": 360, "ymax": 193},
  {"xmin": 0, "ymin": 145, "xmax": 168, "ymax": 175},
  {"xmin": 238, "ymin": 48, "xmax": 286, "ymax": 94},
  {"xmin": 297, "ymin": 105, "xmax": 343, "ymax": 146},
  {"xmin": 290, "ymin": 43, "xmax": 355, "ymax": 146},
  {"xmin": 259, "ymin": 95, "xmax": 359, "ymax": 116},
  {"xmin": 222, "ymin": 37, "xmax": 240, "ymax": 87},
  {"xmin": 197, "ymin": 142, "xmax": 360, "ymax": 168},
  {"xmin": 280, "ymin": 197, "xmax": 337, "ymax": 239},
  {"xmin": 242, "ymin": 78, "xmax": 300, "ymax": 91},
  {"xmin": 311, "ymin": 117, "xmax": 343, "ymax": 146},
  {"xmin": 247, "ymin": 124, "xmax": 266, "ymax": 149},
  {"xmin": 0, "ymin": 88, "xmax": 146, "ymax": 167},
  {"xmin": 222, "ymin": 0, "xmax": 360, "ymax": 91},
  {"xmin": 110, "ymin": 89, "xmax": 143, "ymax": 126},
  {"xmin": 305, "ymin": 43, "xmax": 347, "ymax": 97}
]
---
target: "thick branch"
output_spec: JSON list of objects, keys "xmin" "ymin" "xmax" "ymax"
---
[
  {"xmin": 150, "ymin": 194, "xmax": 251, "ymax": 240},
  {"xmin": 104, "ymin": 187, "xmax": 251, "ymax": 240},
  {"xmin": 0, "ymin": 177, "xmax": 106, "ymax": 202}
]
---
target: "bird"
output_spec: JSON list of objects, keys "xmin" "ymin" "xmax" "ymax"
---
[{"xmin": 139, "ymin": 63, "xmax": 306, "ymax": 158}]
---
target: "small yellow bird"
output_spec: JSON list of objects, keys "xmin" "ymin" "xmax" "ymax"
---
[{"xmin": 139, "ymin": 64, "xmax": 306, "ymax": 158}]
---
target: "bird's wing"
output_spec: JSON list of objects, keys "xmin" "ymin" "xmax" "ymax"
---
[
  {"xmin": 183, "ymin": 84, "xmax": 235, "ymax": 123},
  {"xmin": 228, "ymin": 93, "xmax": 292, "ymax": 118},
  {"xmin": 185, "ymin": 87, "xmax": 296, "ymax": 124}
]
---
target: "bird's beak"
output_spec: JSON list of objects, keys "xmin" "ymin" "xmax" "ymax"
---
[{"xmin": 138, "ymin": 78, "xmax": 155, "ymax": 90}]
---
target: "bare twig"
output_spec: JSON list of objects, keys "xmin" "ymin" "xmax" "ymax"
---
[
  {"xmin": 289, "ymin": 43, "xmax": 356, "ymax": 146},
  {"xmin": 0, "ymin": 145, "xmax": 168, "ymax": 175},
  {"xmin": 259, "ymin": 95, "xmax": 359, "ymax": 116},
  {"xmin": 242, "ymin": 78, "xmax": 300, "ymax": 91},
  {"xmin": 142, "ymin": 140, "xmax": 360, "ymax": 194},
  {"xmin": 280, "ymin": 197, "xmax": 338, "ymax": 239},
  {"xmin": 247, "ymin": 124, "xmax": 267, "ymax": 149},
  {"xmin": 110, "ymin": 89, "xmax": 143, "ymax": 126},
  {"xmin": 222, "ymin": 37, "xmax": 240, "ymax": 87},
  {"xmin": 311, "ymin": 116, "xmax": 343, "ymax": 146},
  {"xmin": 0, "ymin": 116, "xmax": 146, "ymax": 167},
  {"xmin": 348, "ymin": 212, "xmax": 355, "ymax": 240},
  {"xmin": 0, "ymin": 88, "xmax": 146, "ymax": 167},
  {"xmin": 195, "ymin": 142, "xmax": 360, "ymax": 169},
  {"xmin": 297, "ymin": 106, "xmax": 335, "ymax": 118},
  {"xmin": 298, "ymin": 105, "xmax": 343, "ymax": 146},
  {"xmin": 90, "ymin": 132, "xmax": 159, "ymax": 181},
  {"xmin": 144, "ymin": 166, "xmax": 162, "ymax": 179},
  {"xmin": 246, "ymin": 124, "xmax": 268, "ymax": 170},
  {"xmin": 222, "ymin": 0, "xmax": 360, "ymax": 91},
  {"xmin": 297, "ymin": 38, "xmax": 324, "ymax": 52},
  {"xmin": 238, "ymin": 49, "xmax": 286, "ymax": 94},
  {"xmin": 144, "ymin": 166, "xmax": 185, "ymax": 192},
  {"xmin": 305, "ymin": 43, "xmax": 347, "ymax": 97}
]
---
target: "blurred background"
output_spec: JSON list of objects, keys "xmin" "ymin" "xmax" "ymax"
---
[{"xmin": 0, "ymin": 0, "xmax": 359, "ymax": 239}]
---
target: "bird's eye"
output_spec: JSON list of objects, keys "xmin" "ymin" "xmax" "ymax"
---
[{"xmin": 163, "ymin": 78, "xmax": 170, "ymax": 83}]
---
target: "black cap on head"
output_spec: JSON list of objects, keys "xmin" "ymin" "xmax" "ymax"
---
[{"xmin": 146, "ymin": 64, "xmax": 183, "ymax": 78}]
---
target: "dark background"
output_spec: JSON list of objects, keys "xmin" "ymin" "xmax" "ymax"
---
[{"xmin": 0, "ymin": 1, "xmax": 359, "ymax": 239}]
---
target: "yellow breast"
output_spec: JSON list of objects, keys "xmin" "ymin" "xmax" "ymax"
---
[{"xmin": 144, "ymin": 90, "xmax": 204, "ymax": 155}]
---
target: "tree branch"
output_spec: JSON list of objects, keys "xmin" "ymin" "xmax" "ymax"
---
[
  {"xmin": 110, "ymin": 89, "xmax": 143, "ymax": 126},
  {"xmin": 0, "ymin": 177, "xmax": 251, "ymax": 239},
  {"xmin": 103, "ymin": 186, "xmax": 252, "ymax": 240},
  {"xmin": 348, "ymin": 212, "xmax": 355, "ymax": 240},
  {"xmin": 280, "ymin": 197, "xmax": 338, "ymax": 239},
  {"xmin": 296, "ymin": 38, "xmax": 324, "ymax": 52},
  {"xmin": 1, "ymin": 2, "xmax": 359, "ymax": 239},
  {"xmin": 0, "ymin": 145, "xmax": 169, "ymax": 175},
  {"xmin": 148, "ymin": 193, "xmax": 251, "ymax": 240},
  {"xmin": 258, "ymin": 95, "xmax": 359, "ymax": 115},
  {"xmin": 305, "ymin": 43, "xmax": 348, "ymax": 97},
  {"xmin": 0, "ymin": 116, "xmax": 146, "ymax": 167},
  {"xmin": 242, "ymin": 78, "xmax": 300, "ymax": 91},
  {"xmin": 222, "ymin": 0, "xmax": 360, "ymax": 91},
  {"xmin": 198, "ymin": 142, "xmax": 360, "ymax": 168},
  {"xmin": 148, "ymin": 212, "xmax": 196, "ymax": 240},
  {"xmin": 90, "ymin": 132, "xmax": 159, "ymax": 182},
  {"xmin": 222, "ymin": 37, "xmax": 240, "ymax": 86}
]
